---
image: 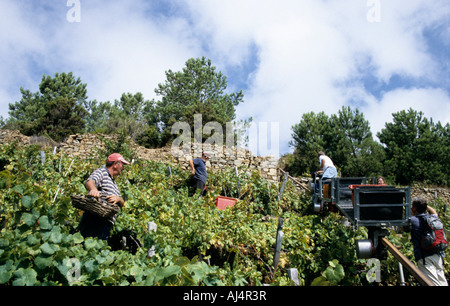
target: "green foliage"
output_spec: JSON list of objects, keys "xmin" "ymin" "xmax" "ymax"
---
[
  {"xmin": 152, "ymin": 56, "xmax": 245, "ymax": 146},
  {"xmin": 288, "ymin": 111, "xmax": 331, "ymax": 175},
  {"xmin": 38, "ymin": 97, "xmax": 88, "ymax": 142},
  {"xmin": 378, "ymin": 108, "xmax": 449, "ymax": 186},
  {"xmin": 135, "ymin": 126, "xmax": 161, "ymax": 149},
  {"xmin": 288, "ymin": 106, "xmax": 384, "ymax": 177},
  {"xmin": 0, "ymin": 116, "xmax": 6, "ymax": 129},
  {"xmin": 330, "ymin": 107, "xmax": 385, "ymax": 177},
  {"xmin": 7, "ymin": 72, "xmax": 88, "ymax": 141},
  {"xmin": 0, "ymin": 144, "xmax": 447, "ymax": 286},
  {"xmin": 83, "ymin": 92, "xmax": 153, "ymax": 143},
  {"xmin": 311, "ymin": 260, "xmax": 345, "ymax": 286},
  {"xmin": 96, "ymin": 131, "xmax": 138, "ymax": 164},
  {"xmin": 287, "ymin": 106, "xmax": 448, "ymax": 187},
  {"xmin": 5, "ymin": 57, "xmax": 245, "ymax": 149}
]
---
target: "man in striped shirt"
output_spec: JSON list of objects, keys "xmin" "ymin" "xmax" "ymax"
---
[{"xmin": 79, "ymin": 153, "xmax": 130, "ymax": 240}]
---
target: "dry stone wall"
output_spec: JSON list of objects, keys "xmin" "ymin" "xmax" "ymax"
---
[
  {"xmin": 410, "ymin": 187, "xmax": 450, "ymax": 207},
  {"xmin": 0, "ymin": 130, "xmax": 280, "ymax": 182},
  {"xmin": 2, "ymin": 129, "xmax": 450, "ymax": 201},
  {"xmin": 0, "ymin": 129, "xmax": 30, "ymax": 145}
]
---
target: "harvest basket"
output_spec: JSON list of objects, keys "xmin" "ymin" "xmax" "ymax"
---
[{"xmin": 71, "ymin": 195, "xmax": 120, "ymax": 218}]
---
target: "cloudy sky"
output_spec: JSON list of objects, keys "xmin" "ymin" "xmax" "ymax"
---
[{"xmin": 1, "ymin": 0, "xmax": 449, "ymax": 156}]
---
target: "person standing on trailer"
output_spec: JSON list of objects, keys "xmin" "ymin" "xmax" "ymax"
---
[
  {"xmin": 317, "ymin": 151, "xmax": 337, "ymax": 179},
  {"xmin": 410, "ymin": 197, "xmax": 448, "ymax": 286}
]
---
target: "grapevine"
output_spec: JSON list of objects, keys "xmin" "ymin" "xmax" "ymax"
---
[{"xmin": 0, "ymin": 143, "xmax": 448, "ymax": 286}]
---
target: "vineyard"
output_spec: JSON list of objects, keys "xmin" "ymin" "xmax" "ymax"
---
[{"xmin": 0, "ymin": 142, "xmax": 448, "ymax": 286}]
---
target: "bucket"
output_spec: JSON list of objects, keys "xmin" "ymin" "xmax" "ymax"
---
[{"xmin": 215, "ymin": 196, "xmax": 238, "ymax": 211}]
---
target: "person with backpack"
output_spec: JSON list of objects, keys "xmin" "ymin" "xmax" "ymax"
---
[{"xmin": 411, "ymin": 197, "xmax": 448, "ymax": 286}]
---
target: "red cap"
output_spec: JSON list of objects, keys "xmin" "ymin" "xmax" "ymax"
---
[{"xmin": 107, "ymin": 153, "xmax": 130, "ymax": 165}]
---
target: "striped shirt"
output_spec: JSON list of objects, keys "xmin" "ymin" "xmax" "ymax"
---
[{"xmin": 86, "ymin": 167, "xmax": 121, "ymax": 223}]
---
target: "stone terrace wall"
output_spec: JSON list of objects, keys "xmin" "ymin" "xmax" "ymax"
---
[
  {"xmin": 0, "ymin": 130, "xmax": 280, "ymax": 182},
  {"xmin": 410, "ymin": 187, "xmax": 450, "ymax": 207},
  {"xmin": 2, "ymin": 129, "xmax": 450, "ymax": 198},
  {"xmin": 0, "ymin": 129, "xmax": 31, "ymax": 145}
]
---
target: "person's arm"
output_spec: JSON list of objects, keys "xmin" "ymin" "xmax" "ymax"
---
[
  {"xmin": 86, "ymin": 172, "xmax": 125, "ymax": 208},
  {"xmin": 318, "ymin": 158, "xmax": 325, "ymax": 174},
  {"xmin": 105, "ymin": 195, "xmax": 125, "ymax": 208},
  {"xmin": 189, "ymin": 159, "xmax": 196, "ymax": 176},
  {"xmin": 427, "ymin": 206, "xmax": 438, "ymax": 218},
  {"xmin": 85, "ymin": 180, "xmax": 100, "ymax": 198}
]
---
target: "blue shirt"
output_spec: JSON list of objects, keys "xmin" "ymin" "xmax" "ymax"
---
[{"xmin": 192, "ymin": 158, "xmax": 207, "ymax": 184}]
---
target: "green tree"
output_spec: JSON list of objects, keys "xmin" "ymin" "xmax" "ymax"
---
[
  {"xmin": 84, "ymin": 92, "xmax": 154, "ymax": 143},
  {"xmin": 288, "ymin": 111, "xmax": 332, "ymax": 176},
  {"xmin": 38, "ymin": 72, "xmax": 87, "ymax": 104},
  {"xmin": 329, "ymin": 107, "xmax": 384, "ymax": 177},
  {"xmin": 83, "ymin": 99, "xmax": 113, "ymax": 133},
  {"xmin": 37, "ymin": 97, "xmax": 87, "ymax": 142},
  {"xmin": 378, "ymin": 108, "xmax": 449, "ymax": 185},
  {"xmin": 152, "ymin": 57, "xmax": 244, "ymax": 145},
  {"xmin": 287, "ymin": 107, "xmax": 383, "ymax": 177},
  {"xmin": 105, "ymin": 92, "xmax": 152, "ymax": 140},
  {"xmin": 8, "ymin": 72, "xmax": 88, "ymax": 141},
  {"xmin": 7, "ymin": 88, "xmax": 47, "ymax": 134},
  {"xmin": 135, "ymin": 125, "xmax": 160, "ymax": 149}
]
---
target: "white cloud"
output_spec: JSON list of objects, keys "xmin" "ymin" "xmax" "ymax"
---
[
  {"xmin": 0, "ymin": 0, "xmax": 201, "ymax": 117},
  {"xmin": 363, "ymin": 87, "xmax": 450, "ymax": 138},
  {"xmin": 0, "ymin": 1, "xmax": 49, "ymax": 116},
  {"xmin": 183, "ymin": 1, "xmax": 358, "ymax": 154},
  {"xmin": 1, "ymin": 0, "xmax": 448, "ymax": 158},
  {"xmin": 47, "ymin": 1, "xmax": 202, "ymax": 103},
  {"xmin": 183, "ymin": 0, "xmax": 449, "ymax": 155}
]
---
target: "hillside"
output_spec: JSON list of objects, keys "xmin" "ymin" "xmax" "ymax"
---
[
  {"xmin": 0, "ymin": 129, "xmax": 279, "ymax": 182},
  {"xmin": 0, "ymin": 139, "xmax": 448, "ymax": 286}
]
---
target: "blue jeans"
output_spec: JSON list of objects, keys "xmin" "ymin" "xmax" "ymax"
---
[
  {"xmin": 323, "ymin": 167, "xmax": 337, "ymax": 178},
  {"xmin": 315, "ymin": 167, "xmax": 337, "ymax": 193}
]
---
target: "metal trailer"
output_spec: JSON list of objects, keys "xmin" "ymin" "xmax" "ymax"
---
[
  {"xmin": 310, "ymin": 174, "xmax": 411, "ymax": 226},
  {"xmin": 311, "ymin": 174, "xmax": 376, "ymax": 212},
  {"xmin": 310, "ymin": 175, "xmax": 433, "ymax": 285},
  {"xmin": 346, "ymin": 185, "xmax": 412, "ymax": 260},
  {"xmin": 345, "ymin": 185, "xmax": 411, "ymax": 228},
  {"xmin": 347, "ymin": 185, "xmax": 433, "ymax": 286}
]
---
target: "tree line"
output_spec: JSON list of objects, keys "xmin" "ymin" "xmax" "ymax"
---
[
  {"xmin": 1, "ymin": 57, "xmax": 448, "ymax": 186},
  {"xmin": 281, "ymin": 107, "xmax": 449, "ymax": 186},
  {"xmin": 1, "ymin": 57, "xmax": 245, "ymax": 149}
]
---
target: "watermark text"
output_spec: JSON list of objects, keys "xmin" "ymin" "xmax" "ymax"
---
[
  {"xmin": 67, "ymin": 0, "xmax": 81, "ymax": 23},
  {"xmin": 171, "ymin": 114, "xmax": 280, "ymax": 158},
  {"xmin": 367, "ymin": 0, "xmax": 381, "ymax": 23}
]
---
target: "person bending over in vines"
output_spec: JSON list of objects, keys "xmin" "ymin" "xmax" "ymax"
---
[{"xmin": 188, "ymin": 152, "xmax": 209, "ymax": 196}]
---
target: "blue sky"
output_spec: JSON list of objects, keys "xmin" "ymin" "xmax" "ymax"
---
[{"xmin": 1, "ymin": 0, "xmax": 449, "ymax": 156}]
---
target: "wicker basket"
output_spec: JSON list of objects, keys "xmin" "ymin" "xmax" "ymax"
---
[{"xmin": 71, "ymin": 195, "xmax": 120, "ymax": 218}]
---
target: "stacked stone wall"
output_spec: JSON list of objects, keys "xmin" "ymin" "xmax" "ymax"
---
[
  {"xmin": 2, "ymin": 129, "xmax": 450, "ymax": 200},
  {"xmin": 0, "ymin": 130, "xmax": 280, "ymax": 181}
]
